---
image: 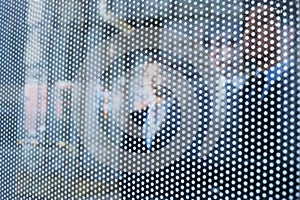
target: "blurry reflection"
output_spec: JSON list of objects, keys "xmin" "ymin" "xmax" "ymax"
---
[
  {"xmin": 128, "ymin": 61, "xmax": 178, "ymax": 151},
  {"xmin": 98, "ymin": 55, "xmax": 182, "ymax": 153},
  {"xmin": 241, "ymin": 4, "xmax": 298, "ymax": 197}
]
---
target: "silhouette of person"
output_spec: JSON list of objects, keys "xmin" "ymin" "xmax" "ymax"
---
[
  {"xmin": 124, "ymin": 61, "xmax": 180, "ymax": 153},
  {"xmin": 241, "ymin": 4, "xmax": 298, "ymax": 199},
  {"xmin": 204, "ymin": 17, "xmax": 247, "ymax": 197},
  {"xmin": 120, "ymin": 51, "xmax": 210, "ymax": 199}
]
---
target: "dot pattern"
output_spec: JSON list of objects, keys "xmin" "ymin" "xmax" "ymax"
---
[{"xmin": 0, "ymin": 0, "xmax": 299, "ymax": 199}]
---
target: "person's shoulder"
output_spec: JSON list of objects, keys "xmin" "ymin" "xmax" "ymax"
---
[
  {"xmin": 269, "ymin": 61, "xmax": 291, "ymax": 72},
  {"xmin": 266, "ymin": 61, "xmax": 291, "ymax": 82}
]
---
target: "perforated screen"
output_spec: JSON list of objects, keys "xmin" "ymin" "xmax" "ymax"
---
[{"xmin": 0, "ymin": 0, "xmax": 299, "ymax": 199}]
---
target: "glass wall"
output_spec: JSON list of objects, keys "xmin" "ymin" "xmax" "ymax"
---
[{"xmin": 0, "ymin": 0, "xmax": 299, "ymax": 199}]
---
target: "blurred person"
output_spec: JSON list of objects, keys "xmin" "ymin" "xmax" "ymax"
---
[
  {"xmin": 140, "ymin": 62, "xmax": 169, "ymax": 151},
  {"xmin": 203, "ymin": 17, "xmax": 247, "ymax": 198},
  {"xmin": 241, "ymin": 3, "xmax": 298, "ymax": 199},
  {"xmin": 123, "ymin": 60, "xmax": 180, "ymax": 153},
  {"xmin": 120, "ymin": 52, "xmax": 211, "ymax": 199},
  {"xmin": 204, "ymin": 3, "xmax": 298, "ymax": 198}
]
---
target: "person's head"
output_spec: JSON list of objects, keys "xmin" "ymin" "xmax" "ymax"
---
[
  {"xmin": 204, "ymin": 18, "xmax": 245, "ymax": 78},
  {"xmin": 143, "ymin": 60, "xmax": 166, "ymax": 102},
  {"xmin": 143, "ymin": 61, "xmax": 163, "ymax": 87},
  {"xmin": 243, "ymin": 4, "xmax": 282, "ymax": 71}
]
